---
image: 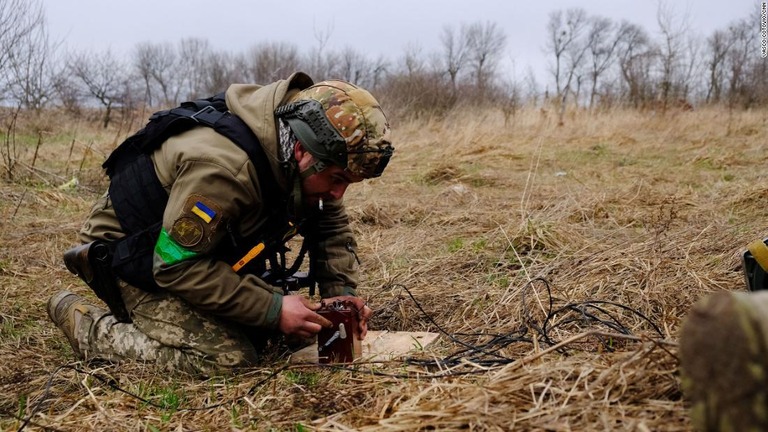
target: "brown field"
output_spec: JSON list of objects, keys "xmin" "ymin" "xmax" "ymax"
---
[{"xmin": 0, "ymin": 106, "xmax": 765, "ymax": 431}]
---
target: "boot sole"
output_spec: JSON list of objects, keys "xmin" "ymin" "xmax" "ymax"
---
[
  {"xmin": 46, "ymin": 290, "xmax": 75, "ymax": 324},
  {"xmin": 46, "ymin": 290, "xmax": 84, "ymax": 356},
  {"xmin": 680, "ymin": 292, "xmax": 768, "ymax": 431}
]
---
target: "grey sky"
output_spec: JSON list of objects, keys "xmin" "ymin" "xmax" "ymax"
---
[{"xmin": 42, "ymin": 0, "xmax": 756, "ymax": 82}]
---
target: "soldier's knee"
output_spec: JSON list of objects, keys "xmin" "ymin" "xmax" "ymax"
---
[
  {"xmin": 166, "ymin": 348, "xmax": 258, "ymax": 376},
  {"xmin": 212, "ymin": 348, "xmax": 260, "ymax": 368}
]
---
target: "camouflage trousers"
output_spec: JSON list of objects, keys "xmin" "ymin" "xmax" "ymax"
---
[{"xmin": 76, "ymin": 281, "xmax": 267, "ymax": 376}]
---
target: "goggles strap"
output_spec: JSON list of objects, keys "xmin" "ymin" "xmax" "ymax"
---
[{"xmin": 299, "ymin": 159, "xmax": 327, "ymax": 180}]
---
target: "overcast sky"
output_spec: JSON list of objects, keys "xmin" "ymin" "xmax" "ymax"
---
[{"xmin": 41, "ymin": 0, "xmax": 756, "ymax": 81}]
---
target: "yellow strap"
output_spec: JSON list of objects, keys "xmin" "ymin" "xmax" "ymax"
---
[
  {"xmin": 748, "ymin": 239, "xmax": 768, "ymax": 272},
  {"xmin": 232, "ymin": 243, "xmax": 265, "ymax": 272},
  {"xmin": 231, "ymin": 223, "xmax": 296, "ymax": 273}
]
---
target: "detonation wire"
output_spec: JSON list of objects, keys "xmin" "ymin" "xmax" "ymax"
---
[{"xmin": 16, "ymin": 277, "xmax": 666, "ymax": 429}]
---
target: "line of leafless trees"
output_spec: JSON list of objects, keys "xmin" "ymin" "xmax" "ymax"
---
[
  {"xmin": 546, "ymin": 4, "xmax": 766, "ymax": 122},
  {"xmin": 1, "ymin": 0, "xmax": 766, "ymax": 128}
]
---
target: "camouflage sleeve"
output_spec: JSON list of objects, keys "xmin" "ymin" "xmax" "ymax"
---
[
  {"xmin": 310, "ymin": 198, "xmax": 360, "ymax": 298},
  {"xmin": 151, "ymin": 157, "xmax": 283, "ymax": 329}
]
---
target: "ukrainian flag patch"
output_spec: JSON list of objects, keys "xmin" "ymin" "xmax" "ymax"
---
[
  {"xmin": 191, "ymin": 201, "xmax": 216, "ymax": 223},
  {"xmin": 172, "ymin": 194, "xmax": 223, "ymax": 253}
]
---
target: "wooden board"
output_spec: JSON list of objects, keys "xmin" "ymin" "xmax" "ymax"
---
[{"xmin": 290, "ymin": 330, "xmax": 440, "ymax": 363}]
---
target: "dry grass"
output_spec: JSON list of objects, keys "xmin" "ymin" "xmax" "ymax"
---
[{"xmin": 1, "ymin": 105, "xmax": 766, "ymax": 431}]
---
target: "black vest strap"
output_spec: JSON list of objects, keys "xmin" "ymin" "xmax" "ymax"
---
[{"xmin": 106, "ymin": 94, "xmax": 280, "ymax": 235}]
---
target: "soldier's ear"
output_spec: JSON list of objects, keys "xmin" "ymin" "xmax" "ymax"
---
[
  {"xmin": 294, "ymin": 141, "xmax": 313, "ymax": 163},
  {"xmin": 293, "ymin": 141, "xmax": 304, "ymax": 159},
  {"xmin": 294, "ymin": 141, "xmax": 319, "ymax": 174}
]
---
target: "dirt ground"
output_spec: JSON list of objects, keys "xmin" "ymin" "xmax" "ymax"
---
[{"xmin": 1, "ymin": 106, "xmax": 765, "ymax": 431}]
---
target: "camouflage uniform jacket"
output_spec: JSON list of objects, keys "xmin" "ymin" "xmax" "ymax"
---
[{"xmin": 79, "ymin": 72, "xmax": 360, "ymax": 330}]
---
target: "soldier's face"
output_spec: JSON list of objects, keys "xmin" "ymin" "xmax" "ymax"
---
[{"xmin": 295, "ymin": 142, "xmax": 363, "ymax": 206}]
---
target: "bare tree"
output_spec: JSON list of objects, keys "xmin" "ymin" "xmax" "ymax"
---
[
  {"xmin": 680, "ymin": 33, "xmax": 704, "ymax": 102},
  {"xmin": 177, "ymin": 37, "xmax": 213, "ymax": 100},
  {"xmin": 304, "ymin": 47, "xmax": 340, "ymax": 81},
  {"xmin": 380, "ymin": 43, "xmax": 454, "ymax": 118},
  {"xmin": 335, "ymin": 46, "xmax": 384, "ymax": 88},
  {"xmin": 439, "ymin": 24, "xmax": 470, "ymax": 96},
  {"xmin": 498, "ymin": 61, "xmax": 524, "ymax": 126},
  {"xmin": 5, "ymin": 10, "xmax": 64, "ymax": 111},
  {"xmin": 547, "ymin": 9, "xmax": 590, "ymax": 124},
  {"xmin": 547, "ymin": 9, "xmax": 588, "ymax": 97},
  {"xmin": 367, "ymin": 54, "xmax": 389, "ymax": 90},
  {"xmin": 724, "ymin": 18, "xmax": 754, "ymax": 107},
  {"xmin": 705, "ymin": 29, "xmax": 732, "ymax": 103},
  {"xmin": 523, "ymin": 66, "xmax": 541, "ymax": 105},
  {"xmin": 68, "ymin": 50, "xmax": 128, "ymax": 128},
  {"xmin": 134, "ymin": 42, "xmax": 156, "ymax": 106},
  {"xmin": 747, "ymin": 56, "xmax": 768, "ymax": 107},
  {"xmin": 656, "ymin": 2, "xmax": 692, "ymax": 109},
  {"xmin": 585, "ymin": 16, "xmax": 622, "ymax": 108},
  {"xmin": 52, "ymin": 69, "xmax": 81, "ymax": 114},
  {"xmin": 304, "ymin": 22, "xmax": 338, "ymax": 80},
  {"xmin": 133, "ymin": 42, "xmax": 180, "ymax": 107},
  {"xmin": 199, "ymin": 50, "xmax": 244, "ymax": 96},
  {"xmin": 465, "ymin": 21, "xmax": 507, "ymax": 96},
  {"xmin": 615, "ymin": 21, "xmax": 654, "ymax": 108},
  {"xmin": 245, "ymin": 41, "xmax": 300, "ymax": 84},
  {"xmin": 0, "ymin": 0, "xmax": 44, "ymax": 99},
  {"xmin": 399, "ymin": 42, "xmax": 426, "ymax": 77}
]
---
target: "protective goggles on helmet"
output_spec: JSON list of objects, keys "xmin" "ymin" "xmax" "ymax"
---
[
  {"xmin": 349, "ymin": 145, "xmax": 393, "ymax": 178},
  {"xmin": 275, "ymin": 99, "xmax": 393, "ymax": 178}
]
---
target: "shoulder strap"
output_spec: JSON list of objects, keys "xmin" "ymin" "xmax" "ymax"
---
[
  {"xmin": 171, "ymin": 93, "xmax": 281, "ymax": 207},
  {"xmin": 191, "ymin": 94, "xmax": 281, "ymax": 207},
  {"xmin": 104, "ymin": 93, "xmax": 281, "ymax": 235}
]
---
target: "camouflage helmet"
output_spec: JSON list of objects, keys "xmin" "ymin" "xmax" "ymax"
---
[{"xmin": 275, "ymin": 80, "xmax": 393, "ymax": 179}]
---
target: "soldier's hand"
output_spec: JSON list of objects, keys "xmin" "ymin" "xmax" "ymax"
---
[
  {"xmin": 323, "ymin": 295, "xmax": 373, "ymax": 339},
  {"xmin": 279, "ymin": 295, "xmax": 332, "ymax": 338}
]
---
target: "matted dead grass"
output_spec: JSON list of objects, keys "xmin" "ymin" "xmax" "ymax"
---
[{"xmin": 0, "ymin": 105, "xmax": 765, "ymax": 431}]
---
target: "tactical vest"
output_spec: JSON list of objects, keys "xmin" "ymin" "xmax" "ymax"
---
[{"xmin": 102, "ymin": 94, "xmax": 294, "ymax": 291}]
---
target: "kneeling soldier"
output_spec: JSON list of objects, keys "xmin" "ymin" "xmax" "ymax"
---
[{"xmin": 48, "ymin": 74, "xmax": 392, "ymax": 375}]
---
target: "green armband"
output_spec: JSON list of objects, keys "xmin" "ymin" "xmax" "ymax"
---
[{"xmin": 155, "ymin": 227, "xmax": 200, "ymax": 265}]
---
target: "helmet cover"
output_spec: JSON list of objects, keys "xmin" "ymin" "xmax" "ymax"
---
[{"xmin": 277, "ymin": 80, "xmax": 393, "ymax": 178}]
